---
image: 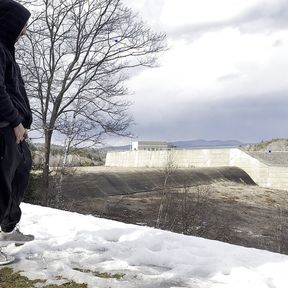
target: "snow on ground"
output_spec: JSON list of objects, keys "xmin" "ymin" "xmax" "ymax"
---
[{"xmin": 2, "ymin": 203, "xmax": 288, "ymax": 288}]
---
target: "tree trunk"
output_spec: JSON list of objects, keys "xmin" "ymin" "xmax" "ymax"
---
[
  {"xmin": 42, "ymin": 129, "xmax": 53, "ymax": 205},
  {"xmin": 62, "ymin": 136, "xmax": 71, "ymax": 168}
]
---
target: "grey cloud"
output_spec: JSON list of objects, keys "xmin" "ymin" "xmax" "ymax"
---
[
  {"xmin": 217, "ymin": 73, "xmax": 242, "ymax": 82},
  {"xmin": 131, "ymin": 90, "xmax": 288, "ymax": 143},
  {"xmin": 167, "ymin": 1, "xmax": 288, "ymax": 41}
]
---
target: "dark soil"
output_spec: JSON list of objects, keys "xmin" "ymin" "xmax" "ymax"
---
[{"xmin": 63, "ymin": 181, "xmax": 288, "ymax": 255}]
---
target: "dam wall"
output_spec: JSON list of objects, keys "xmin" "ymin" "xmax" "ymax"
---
[
  {"xmin": 62, "ymin": 166, "xmax": 255, "ymax": 198},
  {"xmin": 105, "ymin": 148, "xmax": 288, "ymax": 191}
]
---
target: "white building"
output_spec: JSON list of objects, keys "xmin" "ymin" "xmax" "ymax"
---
[{"xmin": 132, "ymin": 141, "xmax": 171, "ymax": 151}]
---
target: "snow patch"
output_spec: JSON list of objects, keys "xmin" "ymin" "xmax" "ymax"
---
[{"xmin": 1, "ymin": 203, "xmax": 288, "ymax": 288}]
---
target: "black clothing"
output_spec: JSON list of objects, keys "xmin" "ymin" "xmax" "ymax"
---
[
  {"xmin": 0, "ymin": 44, "xmax": 32, "ymax": 128},
  {"xmin": 0, "ymin": 0, "xmax": 32, "ymax": 128},
  {"xmin": 0, "ymin": 0, "xmax": 31, "ymax": 52},
  {"xmin": 0, "ymin": 126, "xmax": 32, "ymax": 231},
  {"xmin": 0, "ymin": 0, "xmax": 32, "ymax": 231}
]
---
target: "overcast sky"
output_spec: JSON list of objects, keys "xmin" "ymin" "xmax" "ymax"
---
[{"xmin": 109, "ymin": 0, "xmax": 288, "ymax": 145}]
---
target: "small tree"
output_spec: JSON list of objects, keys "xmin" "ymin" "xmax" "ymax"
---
[
  {"xmin": 156, "ymin": 151, "xmax": 177, "ymax": 228},
  {"xmin": 18, "ymin": 0, "xmax": 166, "ymax": 204}
]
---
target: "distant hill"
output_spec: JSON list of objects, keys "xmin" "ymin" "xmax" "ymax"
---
[
  {"xmin": 105, "ymin": 139, "xmax": 243, "ymax": 151},
  {"xmin": 104, "ymin": 145, "xmax": 131, "ymax": 151},
  {"xmin": 170, "ymin": 139, "xmax": 243, "ymax": 149}
]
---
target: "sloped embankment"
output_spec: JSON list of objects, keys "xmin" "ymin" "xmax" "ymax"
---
[
  {"xmin": 61, "ymin": 166, "xmax": 255, "ymax": 199},
  {"xmin": 245, "ymin": 151, "xmax": 288, "ymax": 167}
]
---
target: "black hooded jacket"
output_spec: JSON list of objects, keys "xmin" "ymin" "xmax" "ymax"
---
[{"xmin": 0, "ymin": 0, "xmax": 32, "ymax": 128}]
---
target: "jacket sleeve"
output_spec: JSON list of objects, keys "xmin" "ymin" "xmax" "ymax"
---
[{"xmin": 0, "ymin": 47, "xmax": 23, "ymax": 128}]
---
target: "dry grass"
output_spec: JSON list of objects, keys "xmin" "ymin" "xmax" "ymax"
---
[{"xmin": 0, "ymin": 267, "xmax": 87, "ymax": 288}]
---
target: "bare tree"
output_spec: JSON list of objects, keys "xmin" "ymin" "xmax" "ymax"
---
[
  {"xmin": 17, "ymin": 0, "xmax": 166, "ymax": 204},
  {"xmin": 156, "ymin": 151, "xmax": 177, "ymax": 228}
]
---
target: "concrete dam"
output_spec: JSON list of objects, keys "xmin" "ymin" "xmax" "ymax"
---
[
  {"xmin": 61, "ymin": 166, "xmax": 255, "ymax": 199},
  {"xmin": 105, "ymin": 148, "xmax": 288, "ymax": 191}
]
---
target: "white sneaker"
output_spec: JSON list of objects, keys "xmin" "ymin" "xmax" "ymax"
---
[
  {"xmin": 0, "ymin": 228, "xmax": 34, "ymax": 245},
  {"xmin": 0, "ymin": 250, "xmax": 14, "ymax": 265}
]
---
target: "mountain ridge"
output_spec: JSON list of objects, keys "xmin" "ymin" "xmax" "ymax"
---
[{"xmin": 106, "ymin": 139, "xmax": 243, "ymax": 150}]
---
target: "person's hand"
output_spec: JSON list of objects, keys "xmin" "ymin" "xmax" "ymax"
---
[
  {"xmin": 14, "ymin": 123, "xmax": 26, "ymax": 144},
  {"xmin": 24, "ymin": 130, "xmax": 28, "ymax": 139}
]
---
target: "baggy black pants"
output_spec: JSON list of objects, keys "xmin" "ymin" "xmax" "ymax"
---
[{"xmin": 0, "ymin": 126, "xmax": 32, "ymax": 232}]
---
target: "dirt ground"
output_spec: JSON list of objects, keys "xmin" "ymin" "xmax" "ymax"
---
[{"xmin": 65, "ymin": 180, "xmax": 288, "ymax": 255}]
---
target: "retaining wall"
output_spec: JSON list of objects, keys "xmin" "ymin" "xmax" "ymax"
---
[{"xmin": 105, "ymin": 148, "xmax": 288, "ymax": 191}]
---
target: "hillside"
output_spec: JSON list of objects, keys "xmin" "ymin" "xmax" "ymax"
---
[
  {"xmin": 1, "ymin": 203, "xmax": 288, "ymax": 288},
  {"xmin": 243, "ymin": 138, "xmax": 288, "ymax": 152},
  {"xmin": 242, "ymin": 139, "xmax": 288, "ymax": 166},
  {"xmin": 30, "ymin": 142, "xmax": 106, "ymax": 168}
]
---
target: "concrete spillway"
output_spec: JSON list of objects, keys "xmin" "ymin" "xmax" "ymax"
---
[
  {"xmin": 105, "ymin": 148, "xmax": 288, "ymax": 191},
  {"xmin": 61, "ymin": 166, "xmax": 255, "ymax": 199}
]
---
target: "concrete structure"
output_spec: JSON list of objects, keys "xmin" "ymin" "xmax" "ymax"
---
[
  {"xmin": 62, "ymin": 166, "xmax": 255, "ymax": 198},
  {"xmin": 105, "ymin": 148, "xmax": 288, "ymax": 191},
  {"xmin": 131, "ymin": 141, "xmax": 170, "ymax": 151}
]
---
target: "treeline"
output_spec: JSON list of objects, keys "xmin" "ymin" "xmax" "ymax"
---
[{"xmin": 29, "ymin": 142, "xmax": 107, "ymax": 169}]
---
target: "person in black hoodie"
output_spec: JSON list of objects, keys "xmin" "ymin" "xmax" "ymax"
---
[{"xmin": 0, "ymin": 0, "xmax": 34, "ymax": 263}]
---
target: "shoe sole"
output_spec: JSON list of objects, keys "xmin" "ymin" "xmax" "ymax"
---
[
  {"xmin": 0, "ymin": 256, "xmax": 15, "ymax": 265},
  {"xmin": 15, "ymin": 242, "xmax": 25, "ymax": 247},
  {"xmin": 0, "ymin": 240, "xmax": 30, "ymax": 246}
]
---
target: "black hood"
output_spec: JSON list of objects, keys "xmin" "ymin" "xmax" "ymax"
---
[{"xmin": 0, "ymin": 0, "xmax": 30, "ymax": 49}]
